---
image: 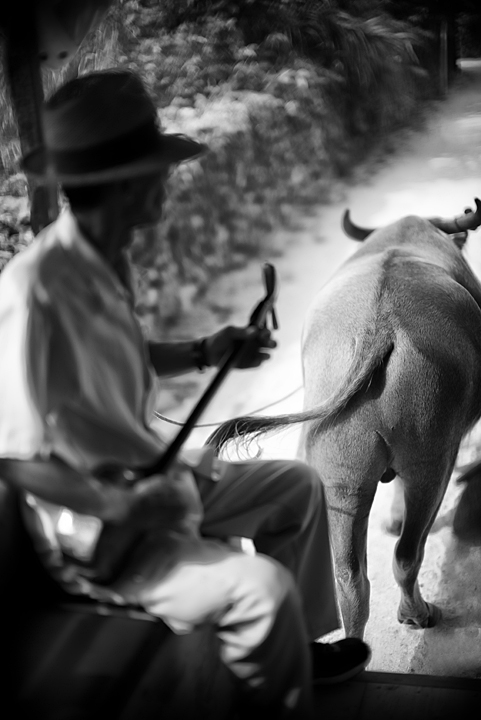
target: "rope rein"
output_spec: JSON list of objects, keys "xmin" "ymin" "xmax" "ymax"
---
[{"xmin": 153, "ymin": 384, "xmax": 303, "ymax": 429}]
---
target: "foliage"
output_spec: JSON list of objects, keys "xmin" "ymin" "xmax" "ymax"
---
[{"xmin": 0, "ymin": 0, "xmax": 439, "ymax": 333}]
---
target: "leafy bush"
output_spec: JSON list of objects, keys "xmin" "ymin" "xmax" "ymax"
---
[{"xmin": 0, "ymin": 1, "xmax": 437, "ymax": 334}]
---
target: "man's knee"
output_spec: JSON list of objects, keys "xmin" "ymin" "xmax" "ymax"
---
[
  {"xmin": 285, "ymin": 460, "xmax": 324, "ymax": 507},
  {"xmin": 222, "ymin": 553, "xmax": 304, "ymax": 648},
  {"xmin": 238, "ymin": 553, "xmax": 297, "ymax": 605}
]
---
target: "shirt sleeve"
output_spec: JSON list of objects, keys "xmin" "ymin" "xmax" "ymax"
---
[{"xmin": 0, "ymin": 263, "xmax": 53, "ymax": 460}]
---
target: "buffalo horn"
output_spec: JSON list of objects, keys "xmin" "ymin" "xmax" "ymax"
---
[
  {"xmin": 342, "ymin": 198, "xmax": 481, "ymax": 241},
  {"xmin": 341, "ymin": 209, "xmax": 374, "ymax": 240},
  {"xmin": 428, "ymin": 197, "xmax": 481, "ymax": 234}
]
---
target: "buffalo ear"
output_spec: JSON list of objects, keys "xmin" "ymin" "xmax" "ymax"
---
[{"xmin": 451, "ymin": 231, "xmax": 468, "ymax": 249}]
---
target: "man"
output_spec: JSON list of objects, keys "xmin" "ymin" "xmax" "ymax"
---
[{"xmin": 0, "ymin": 70, "xmax": 370, "ymax": 717}]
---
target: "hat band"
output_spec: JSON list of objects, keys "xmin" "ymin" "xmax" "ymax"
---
[{"xmin": 48, "ymin": 120, "xmax": 163, "ymax": 175}]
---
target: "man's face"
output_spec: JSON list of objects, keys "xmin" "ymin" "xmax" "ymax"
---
[{"xmin": 124, "ymin": 168, "xmax": 170, "ymax": 228}]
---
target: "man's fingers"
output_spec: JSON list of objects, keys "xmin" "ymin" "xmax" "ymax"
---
[
  {"xmin": 245, "ymin": 327, "xmax": 276, "ymax": 347},
  {"xmin": 250, "ymin": 352, "xmax": 272, "ymax": 367},
  {"xmin": 237, "ymin": 350, "xmax": 272, "ymax": 368}
]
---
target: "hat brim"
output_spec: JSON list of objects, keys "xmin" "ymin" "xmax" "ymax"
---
[{"xmin": 21, "ymin": 134, "xmax": 206, "ymax": 186}]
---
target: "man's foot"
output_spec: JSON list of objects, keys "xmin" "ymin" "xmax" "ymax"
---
[{"xmin": 311, "ymin": 638, "xmax": 371, "ymax": 685}]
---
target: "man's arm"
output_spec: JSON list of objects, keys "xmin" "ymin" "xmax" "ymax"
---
[
  {"xmin": 0, "ymin": 456, "xmax": 131, "ymax": 523},
  {"xmin": 147, "ymin": 339, "xmax": 202, "ymax": 376},
  {"xmin": 148, "ymin": 326, "xmax": 276, "ymax": 377},
  {"xmin": 0, "ymin": 456, "xmax": 203, "ymax": 533}
]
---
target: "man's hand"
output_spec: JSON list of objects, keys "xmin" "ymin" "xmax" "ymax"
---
[
  {"xmin": 203, "ymin": 325, "xmax": 277, "ymax": 369},
  {"xmin": 128, "ymin": 464, "xmax": 203, "ymax": 536},
  {"xmin": 85, "ymin": 464, "xmax": 203, "ymax": 581}
]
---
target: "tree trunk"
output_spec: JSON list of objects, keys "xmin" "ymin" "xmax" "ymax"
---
[{"xmin": 4, "ymin": 19, "xmax": 57, "ymax": 233}]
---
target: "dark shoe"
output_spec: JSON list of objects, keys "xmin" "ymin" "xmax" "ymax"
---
[{"xmin": 311, "ymin": 638, "xmax": 371, "ymax": 685}]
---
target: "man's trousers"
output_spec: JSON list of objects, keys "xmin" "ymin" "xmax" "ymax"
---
[{"xmin": 113, "ymin": 458, "xmax": 340, "ymax": 717}]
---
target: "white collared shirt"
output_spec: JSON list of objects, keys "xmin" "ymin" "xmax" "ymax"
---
[
  {"xmin": 0, "ymin": 209, "xmax": 165, "ymax": 469},
  {"xmin": 0, "ymin": 209, "xmax": 207, "ymax": 580}
]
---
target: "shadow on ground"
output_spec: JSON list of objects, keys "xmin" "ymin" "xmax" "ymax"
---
[{"xmin": 409, "ymin": 539, "xmax": 481, "ymax": 678}]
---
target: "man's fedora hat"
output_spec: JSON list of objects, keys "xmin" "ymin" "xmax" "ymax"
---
[{"xmin": 21, "ymin": 69, "xmax": 206, "ymax": 186}]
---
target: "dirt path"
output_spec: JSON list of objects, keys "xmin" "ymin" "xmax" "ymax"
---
[{"xmin": 153, "ymin": 60, "xmax": 481, "ymax": 678}]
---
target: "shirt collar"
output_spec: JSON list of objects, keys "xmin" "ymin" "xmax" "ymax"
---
[{"xmin": 55, "ymin": 208, "xmax": 133, "ymax": 301}]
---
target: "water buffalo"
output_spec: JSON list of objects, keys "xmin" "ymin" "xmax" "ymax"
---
[{"xmin": 208, "ymin": 199, "xmax": 481, "ymax": 639}]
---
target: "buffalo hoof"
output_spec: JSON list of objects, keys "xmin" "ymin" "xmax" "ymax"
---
[{"xmin": 397, "ymin": 602, "xmax": 441, "ymax": 628}]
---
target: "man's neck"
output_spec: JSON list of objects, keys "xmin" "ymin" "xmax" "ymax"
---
[{"xmin": 74, "ymin": 209, "xmax": 131, "ymax": 270}]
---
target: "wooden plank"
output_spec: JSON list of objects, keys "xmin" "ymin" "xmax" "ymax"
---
[
  {"xmin": 361, "ymin": 670, "xmax": 481, "ymax": 690},
  {"xmin": 314, "ymin": 671, "xmax": 481, "ymax": 720},
  {"xmin": 313, "ymin": 676, "xmax": 367, "ymax": 719},
  {"xmin": 359, "ymin": 681, "xmax": 480, "ymax": 720}
]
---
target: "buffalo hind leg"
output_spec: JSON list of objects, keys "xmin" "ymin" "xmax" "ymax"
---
[
  {"xmin": 324, "ymin": 483, "xmax": 377, "ymax": 639},
  {"xmin": 383, "ymin": 476, "xmax": 404, "ymax": 536},
  {"xmin": 393, "ymin": 471, "xmax": 450, "ymax": 628}
]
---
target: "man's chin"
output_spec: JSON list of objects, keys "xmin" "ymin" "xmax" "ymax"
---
[{"xmin": 132, "ymin": 216, "xmax": 162, "ymax": 230}]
